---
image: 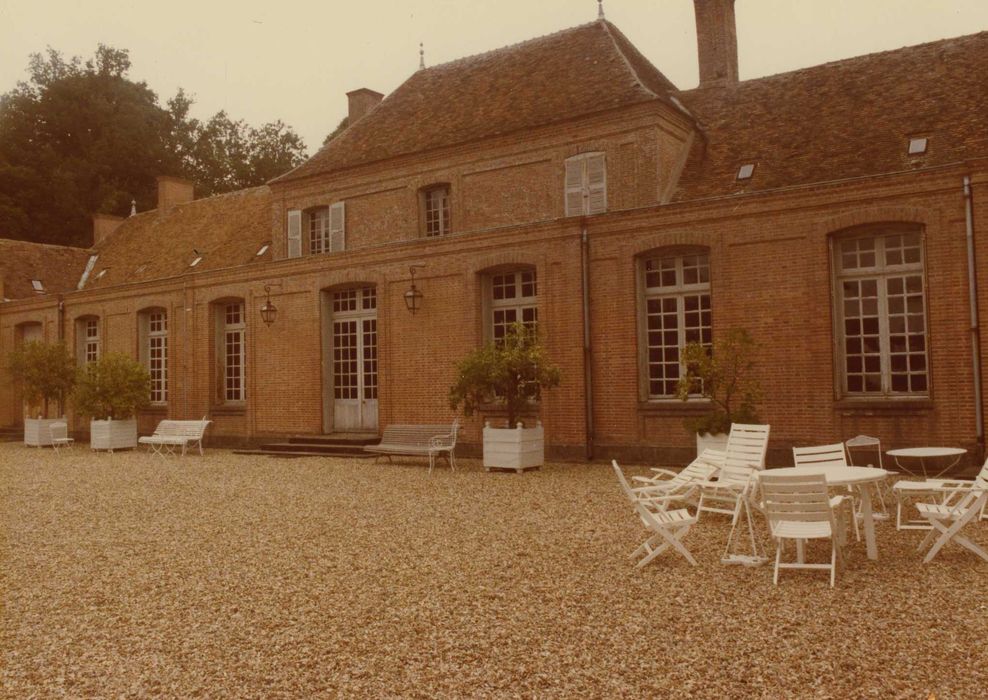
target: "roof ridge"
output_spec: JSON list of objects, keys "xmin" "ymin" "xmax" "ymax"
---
[
  {"xmin": 599, "ymin": 21, "xmax": 658, "ymax": 99},
  {"xmin": 686, "ymin": 29, "xmax": 988, "ymax": 93},
  {"xmin": 423, "ymin": 20, "xmax": 602, "ymax": 73},
  {"xmin": 0, "ymin": 237, "xmax": 90, "ymax": 252}
]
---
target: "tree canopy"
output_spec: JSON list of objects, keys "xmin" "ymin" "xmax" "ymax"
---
[{"xmin": 0, "ymin": 45, "xmax": 308, "ymax": 247}]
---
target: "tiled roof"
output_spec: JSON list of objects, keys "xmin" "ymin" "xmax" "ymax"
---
[
  {"xmin": 673, "ymin": 31, "xmax": 988, "ymax": 201},
  {"xmin": 81, "ymin": 187, "xmax": 272, "ymax": 291},
  {"xmin": 273, "ymin": 20, "xmax": 682, "ymax": 183},
  {"xmin": 0, "ymin": 239, "xmax": 90, "ymax": 301}
]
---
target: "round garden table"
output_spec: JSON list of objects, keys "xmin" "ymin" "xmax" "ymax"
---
[
  {"xmin": 758, "ymin": 466, "xmax": 889, "ymax": 561},
  {"xmin": 886, "ymin": 447, "xmax": 966, "ymax": 479}
]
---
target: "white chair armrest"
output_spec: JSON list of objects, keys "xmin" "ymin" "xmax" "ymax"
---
[{"xmin": 647, "ymin": 468, "xmax": 678, "ymax": 479}]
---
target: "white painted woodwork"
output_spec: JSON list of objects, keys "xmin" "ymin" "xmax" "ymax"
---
[
  {"xmin": 695, "ymin": 431, "xmax": 728, "ymax": 457},
  {"xmin": 286, "ymin": 209, "xmax": 302, "ymax": 258},
  {"xmin": 329, "ymin": 201, "xmax": 346, "ymax": 252},
  {"xmin": 24, "ymin": 417, "xmax": 65, "ymax": 446},
  {"xmin": 89, "ymin": 418, "xmax": 138, "ymax": 451},
  {"xmin": 483, "ymin": 423, "xmax": 544, "ymax": 471}
]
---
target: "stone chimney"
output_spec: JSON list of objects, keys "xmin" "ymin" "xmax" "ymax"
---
[
  {"xmin": 346, "ymin": 88, "xmax": 384, "ymax": 124},
  {"xmin": 694, "ymin": 0, "xmax": 739, "ymax": 87},
  {"xmin": 156, "ymin": 176, "xmax": 194, "ymax": 211},
  {"xmin": 92, "ymin": 213, "xmax": 125, "ymax": 245}
]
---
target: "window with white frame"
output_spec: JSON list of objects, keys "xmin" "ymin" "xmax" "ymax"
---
[
  {"xmin": 564, "ymin": 152, "xmax": 607, "ymax": 216},
  {"xmin": 141, "ymin": 310, "xmax": 168, "ymax": 404},
  {"xmin": 834, "ymin": 229, "xmax": 928, "ymax": 396},
  {"xmin": 423, "ymin": 184, "xmax": 451, "ymax": 237},
  {"xmin": 488, "ymin": 269, "xmax": 538, "ymax": 344},
  {"xmin": 221, "ymin": 302, "xmax": 246, "ymax": 402},
  {"xmin": 308, "ymin": 207, "xmax": 330, "ymax": 254},
  {"xmin": 640, "ymin": 251, "xmax": 712, "ymax": 398},
  {"xmin": 76, "ymin": 317, "xmax": 100, "ymax": 365}
]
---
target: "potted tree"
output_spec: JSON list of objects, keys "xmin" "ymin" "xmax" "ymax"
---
[
  {"xmin": 7, "ymin": 341, "xmax": 77, "ymax": 446},
  {"xmin": 677, "ymin": 328, "xmax": 762, "ymax": 456},
  {"xmin": 73, "ymin": 352, "xmax": 150, "ymax": 451},
  {"xmin": 449, "ymin": 322, "xmax": 561, "ymax": 472}
]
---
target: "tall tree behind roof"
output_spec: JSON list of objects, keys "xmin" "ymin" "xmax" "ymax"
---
[{"xmin": 0, "ymin": 45, "xmax": 307, "ymax": 247}]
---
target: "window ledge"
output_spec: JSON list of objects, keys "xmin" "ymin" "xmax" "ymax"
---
[
  {"xmin": 834, "ymin": 398, "xmax": 934, "ymax": 415},
  {"xmin": 638, "ymin": 400, "xmax": 711, "ymax": 415},
  {"xmin": 141, "ymin": 405, "xmax": 168, "ymax": 414},
  {"xmin": 211, "ymin": 404, "xmax": 247, "ymax": 416}
]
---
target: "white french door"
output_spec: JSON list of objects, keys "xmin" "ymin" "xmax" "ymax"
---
[{"xmin": 329, "ymin": 287, "xmax": 377, "ymax": 431}]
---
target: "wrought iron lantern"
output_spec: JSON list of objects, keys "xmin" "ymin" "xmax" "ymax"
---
[
  {"xmin": 404, "ymin": 264, "xmax": 426, "ymax": 314},
  {"xmin": 260, "ymin": 283, "xmax": 279, "ymax": 326}
]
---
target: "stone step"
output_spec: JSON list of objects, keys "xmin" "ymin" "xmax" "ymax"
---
[
  {"xmin": 257, "ymin": 441, "xmax": 372, "ymax": 456},
  {"xmin": 286, "ymin": 434, "xmax": 379, "ymax": 447}
]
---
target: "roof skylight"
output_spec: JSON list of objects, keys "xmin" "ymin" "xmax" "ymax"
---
[
  {"xmin": 190, "ymin": 256, "xmax": 203, "ymax": 268},
  {"xmin": 256, "ymin": 244, "xmax": 270, "ymax": 257},
  {"xmin": 96, "ymin": 269, "xmax": 108, "ymax": 279},
  {"xmin": 31, "ymin": 279, "xmax": 44, "ymax": 292},
  {"xmin": 908, "ymin": 137, "xmax": 928, "ymax": 155},
  {"xmin": 736, "ymin": 163, "xmax": 756, "ymax": 180}
]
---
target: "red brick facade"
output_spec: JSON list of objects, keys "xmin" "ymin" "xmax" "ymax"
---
[{"xmin": 2, "ymin": 17, "xmax": 987, "ymax": 466}]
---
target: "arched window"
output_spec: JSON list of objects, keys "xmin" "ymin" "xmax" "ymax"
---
[
  {"xmin": 832, "ymin": 226, "xmax": 928, "ymax": 396},
  {"xmin": 139, "ymin": 308, "xmax": 168, "ymax": 404},
  {"xmin": 638, "ymin": 249, "xmax": 712, "ymax": 399}
]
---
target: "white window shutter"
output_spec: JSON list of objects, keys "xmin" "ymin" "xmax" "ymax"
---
[
  {"xmin": 286, "ymin": 209, "xmax": 302, "ymax": 258},
  {"xmin": 586, "ymin": 154, "xmax": 607, "ymax": 215},
  {"xmin": 329, "ymin": 201, "xmax": 346, "ymax": 252},
  {"xmin": 564, "ymin": 158, "xmax": 585, "ymax": 216}
]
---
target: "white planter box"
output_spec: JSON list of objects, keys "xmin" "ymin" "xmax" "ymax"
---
[
  {"xmin": 483, "ymin": 422, "xmax": 544, "ymax": 472},
  {"xmin": 90, "ymin": 418, "xmax": 138, "ymax": 452},
  {"xmin": 696, "ymin": 432, "xmax": 729, "ymax": 457},
  {"xmin": 24, "ymin": 417, "xmax": 66, "ymax": 447}
]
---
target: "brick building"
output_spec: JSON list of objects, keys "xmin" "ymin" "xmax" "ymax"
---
[{"xmin": 2, "ymin": 1, "xmax": 987, "ymax": 465}]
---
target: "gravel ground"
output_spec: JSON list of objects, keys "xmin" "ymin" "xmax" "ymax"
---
[{"xmin": 1, "ymin": 443, "xmax": 986, "ymax": 698}]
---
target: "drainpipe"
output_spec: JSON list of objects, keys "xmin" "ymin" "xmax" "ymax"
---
[
  {"xmin": 963, "ymin": 175, "xmax": 984, "ymax": 457},
  {"xmin": 56, "ymin": 295, "xmax": 65, "ymax": 342},
  {"xmin": 581, "ymin": 223, "xmax": 594, "ymax": 460}
]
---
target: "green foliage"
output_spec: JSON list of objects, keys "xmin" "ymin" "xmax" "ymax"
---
[
  {"xmin": 677, "ymin": 328, "xmax": 762, "ymax": 436},
  {"xmin": 72, "ymin": 352, "xmax": 150, "ymax": 421},
  {"xmin": 448, "ymin": 323, "xmax": 561, "ymax": 428},
  {"xmin": 7, "ymin": 341, "xmax": 76, "ymax": 418},
  {"xmin": 322, "ymin": 116, "xmax": 349, "ymax": 148},
  {"xmin": 0, "ymin": 44, "xmax": 308, "ymax": 247}
]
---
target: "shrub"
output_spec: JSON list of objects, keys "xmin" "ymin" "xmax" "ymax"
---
[
  {"xmin": 677, "ymin": 328, "xmax": 762, "ymax": 436},
  {"xmin": 7, "ymin": 341, "xmax": 76, "ymax": 418},
  {"xmin": 73, "ymin": 353, "xmax": 151, "ymax": 421},
  {"xmin": 449, "ymin": 322, "xmax": 561, "ymax": 428}
]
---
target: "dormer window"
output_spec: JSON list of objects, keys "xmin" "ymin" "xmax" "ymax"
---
[
  {"xmin": 31, "ymin": 279, "xmax": 44, "ymax": 293},
  {"xmin": 422, "ymin": 184, "xmax": 451, "ymax": 237},
  {"xmin": 564, "ymin": 152, "xmax": 607, "ymax": 216},
  {"xmin": 736, "ymin": 163, "xmax": 756, "ymax": 180},
  {"xmin": 908, "ymin": 137, "xmax": 928, "ymax": 155}
]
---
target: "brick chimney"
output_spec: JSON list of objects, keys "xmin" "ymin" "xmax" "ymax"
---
[
  {"xmin": 156, "ymin": 176, "xmax": 194, "ymax": 211},
  {"xmin": 346, "ymin": 88, "xmax": 384, "ymax": 124},
  {"xmin": 694, "ymin": 0, "xmax": 739, "ymax": 87},
  {"xmin": 92, "ymin": 213, "xmax": 125, "ymax": 245}
]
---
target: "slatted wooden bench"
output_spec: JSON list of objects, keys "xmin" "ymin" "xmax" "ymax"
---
[
  {"xmin": 138, "ymin": 418, "xmax": 212, "ymax": 457},
  {"xmin": 363, "ymin": 421, "xmax": 459, "ymax": 473}
]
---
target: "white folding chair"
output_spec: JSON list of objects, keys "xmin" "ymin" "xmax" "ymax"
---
[
  {"xmin": 844, "ymin": 434, "xmax": 890, "ymax": 518},
  {"xmin": 761, "ymin": 472, "xmax": 851, "ymax": 587},
  {"xmin": 792, "ymin": 443, "xmax": 860, "ymax": 540},
  {"xmin": 695, "ymin": 423, "xmax": 770, "ymax": 520},
  {"xmin": 630, "ymin": 500, "xmax": 698, "ymax": 568},
  {"xmin": 893, "ymin": 457, "xmax": 988, "ymax": 530},
  {"xmin": 612, "ymin": 460, "xmax": 691, "ymax": 511},
  {"xmin": 630, "ymin": 449, "xmax": 722, "ymax": 503},
  {"xmin": 48, "ymin": 421, "xmax": 74, "ymax": 452},
  {"xmin": 914, "ymin": 471, "xmax": 988, "ymax": 564}
]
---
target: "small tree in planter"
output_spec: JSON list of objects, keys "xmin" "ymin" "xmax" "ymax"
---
[
  {"xmin": 677, "ymin": 328, "xmax": 762, "ymax": 454},
  {"xmin": 7, "ymin": 341, "xmax": 77, "ymax": 446},
  {"xmin": 449, "ymin": 322, "xmax": 561, "ymax": 471},
  {"xmin": 73, "ymin": 353, "xmax": 150, "ymax": 451}
]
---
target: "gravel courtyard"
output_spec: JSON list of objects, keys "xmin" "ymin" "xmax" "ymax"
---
[{"xmin": 1, "ymin": 443, "xmax": 986, "ymax": 698}]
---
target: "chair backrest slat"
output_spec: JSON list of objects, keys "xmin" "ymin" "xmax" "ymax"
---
[
  {"xmin": 725, "ymin": 423, "xmax": 770, "ymax": 470},
  {"xmin": 761, "ymin": 473, "xmax": 833, "ymax": 525},
  {"xmin": 792, "ymin": 443, "xmax": 848, "ymax": 472}
]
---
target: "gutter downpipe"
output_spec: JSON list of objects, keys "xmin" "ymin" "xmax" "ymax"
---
[
  {"xmin": 581, "ymin": 222, "xmax": 594, "ymax": 460},
  {"xmin": 964, "ymin": 175, "xmax": 984, "ymax": 458}
]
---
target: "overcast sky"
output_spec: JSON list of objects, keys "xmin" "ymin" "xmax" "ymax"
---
[{"xmin": 1, "ymin": 0, "xmax": 987, "ymax": 152}]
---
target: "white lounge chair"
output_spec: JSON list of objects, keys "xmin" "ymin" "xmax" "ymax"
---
[
  {"xmin": 760, "ymin": 472, "xmax": 851, "ymax": 587},
  {"xmin": 792, "ymin": 443, "xmax": 861, "ymax": 540},
  {"xmin": 892, "ymin": 457, "xmax": 988, "ymax": 530},
  {"xmin": 914, "ymin": 468, "xmax": 988, "ymax": 563},
  {"xmin": 612, "ymin": 461, "xmax": 691, "ymax": 510},
  {"xmin": 48, "ymin": 421, "xmax": 74, "ymax": 452},
  {"xmin": 695, "ymin": 423, "xmax": 770, "ymax": 520},
  {"xmin": 630, "ymin": 449, "xmax": 722, "ymax": 502}
]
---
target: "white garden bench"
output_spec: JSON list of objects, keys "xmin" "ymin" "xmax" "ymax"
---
[
  {"xmin": 138, "ymin": 417, "xmax": 211, "ymax": 457},
  {"xmin": 363, "ymin": 421, "xmax": 459, "ymax": 473}
]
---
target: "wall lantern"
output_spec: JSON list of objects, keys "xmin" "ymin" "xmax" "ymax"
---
[
  {"xmin": 260, "ymin": 282, "xmax": 282, "ymax": 326},
  {"xmin": 404, "ymin": 264, "xmax": 426, "ymax": 314}
]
